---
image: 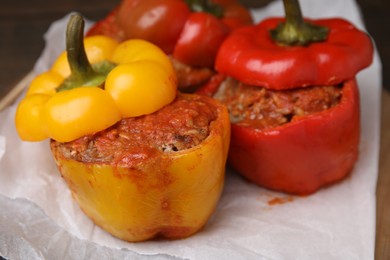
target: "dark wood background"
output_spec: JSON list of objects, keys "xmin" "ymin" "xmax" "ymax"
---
[{"xmin": 1, "ymin": 0, "xmax": 389, "ymax": 259}]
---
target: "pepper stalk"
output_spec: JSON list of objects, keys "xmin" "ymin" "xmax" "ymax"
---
[
  {"xmin": 57, "ymin": 13, "xmax": 115, "ymax": 92},
  {"xmin": 270, "ymin": 0, "xmax": 329, "ymax": 46},
  {"xmin": 184, "ymin": 0, "xmax": 223, "ymax": 18}
]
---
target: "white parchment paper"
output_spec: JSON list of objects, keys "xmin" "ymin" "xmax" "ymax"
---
[{"xmin": 0, "ymin": 0, "xmax": 382, "ymax": 259}]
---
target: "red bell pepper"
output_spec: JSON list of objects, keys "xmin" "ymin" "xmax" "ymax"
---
[
  {"xmin": 116, "ymin": 0, "xmax": 191, "ymax": 54},
  {"xmin": 216, "ymin": 19, "xmax": 373, "ymax": 90},
  {"xmin": 211, "ymin": 0, "xmax": 374, "ymax": 194},
  {"xmin": 173, "ymin": 12, "xmax": 229, "ymax": 68},
  {"xmin": 228, "ymin": 79, "xmax": 360, "ymax": 195},
  {"xmin": 87, "ymin": 0, "xmax": 253, "ymax": 68},
  {"xmin": 85, "ymin": 8, "xmax": 125, "ymax": 43}
]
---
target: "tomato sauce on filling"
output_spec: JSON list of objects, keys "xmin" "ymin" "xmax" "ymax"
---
[
  {"xmin": 214, "ymin": 77, "xmax": 342, "ymax": 129},
  {"xmin": 51, "ymin": 94, "xmax": 218, "ymax": 165}
]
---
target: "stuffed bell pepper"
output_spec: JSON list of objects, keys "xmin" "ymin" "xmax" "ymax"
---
[
  {"xmin": 200, "ymin": 0, "xmax": 374, "ymax": 195},
  {"xmin": 86, "ymin": 0, "xmax": 253, "ymax": 91},
  {"xmin": 15, "ymin": 13, "xmax": 230, "ymax": 242}
]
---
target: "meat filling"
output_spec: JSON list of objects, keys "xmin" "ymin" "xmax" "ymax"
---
[
  {"xmin": 214, "ymin": 77, "xmax": 342, "ymax": 129},
  {"xmin": 52, "ymin": 95, "xmax": 218, "ymax": 165},
  {"xmin": 170, "ymin": 57, "xmax": 215, "ymax": 92}
]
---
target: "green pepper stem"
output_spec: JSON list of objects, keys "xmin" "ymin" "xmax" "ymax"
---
[
  {"xmin": 57, "ymin": 13, "xmax": 115, "ymax": 92},
  {"xmin": 283, "ymin": 0, "xmax": 303, "ymax": 28},
  {"xmin": 270, "ymin": 0, "xmax": 329, "ymax": 46},
  {"xmin": 66, "ymin": 13, "xmax": 96, "ymax": 80},
  {"xmin": 184, "ymin": 0, "xmax": 223, "ymax": 18}
]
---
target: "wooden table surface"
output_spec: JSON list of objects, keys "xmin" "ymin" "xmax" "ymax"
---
[{"xmin": 1, "ymin": 0, "xmax": 389, "ymax": 259}]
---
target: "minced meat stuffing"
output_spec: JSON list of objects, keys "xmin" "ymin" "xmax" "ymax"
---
[
  {"xmin": 214, "ymin": 77, "xmax": 342, "ymax": 129},
  {"xmin": 51, "ymin": 94, "xmax": 218, "ymax": 165},
  {"xmin": 170, "ymin": 57, "xmax": 215, "ymax": 92}
]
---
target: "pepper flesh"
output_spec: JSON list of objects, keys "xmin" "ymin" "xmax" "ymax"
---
[
  {"xmin": 50, "ymin": 94, "xmax": 231, "ymax": 241},
  {"xmin": 227, "ymin": 79, "xmax": 360, "ymax": 195}
]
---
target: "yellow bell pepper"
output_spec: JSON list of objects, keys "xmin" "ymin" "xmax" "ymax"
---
[
  {"xmin": 14, "ymin": 94, "xmax": 51, "ymax": 141},
  {"xmin": 50, "ymin": 93, "xmax": 231, "ymax": 242},
  {"xmin": 15, "ymin": 13, "xmax": 177, "ymax": 142},
  {"xmin": 15, "ymin": 13, "xmax": 230, "ymax": 243},
  {"xmin": 41, "ymin": 87, "xmax": 122, "ymax": 143}
]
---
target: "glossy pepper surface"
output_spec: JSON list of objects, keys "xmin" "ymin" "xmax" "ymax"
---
[
  {"xmin": 216, "ymin": 0, "xmax": 373, "ymax": 90},
  {"xmin": 216, "ymin": 18, "xmax": 373, "ymax": 90},
  {"xmin": 50, "ymin": 93, "xmax": 231, "ymax": 242},
  {"xmin": 228, "ymin": 79, "xmax": 360, "ymax": 195},
  {"xmin": 16, "ymin": 13, "xmax": 231, "ymax": 243},
  {"xmin": 87, "ymin": 0, "xmax": 253, "ymax": 68},
  {"xmin": 213, "ymin": 0, "xmax": 374, "ymax": 194},
  {"xmin": 15, "ymin": 14, "xmax": 177, "ymax": 142}
]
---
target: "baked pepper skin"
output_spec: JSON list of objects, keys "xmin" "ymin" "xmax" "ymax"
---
[
  {"xmin": 212, "ymin": 0, "xmax": 373, "ymax": 195},
  {"xmin": 228, "ymin": 79, "xmax": 360, "ymax": 195},
  {"xmin": 50, "ymin": 94, "xmax": 230, "ymax": 242},
  {"xmin": 215, "ymin": 18, "xmax": 373, "ymax": 90}
]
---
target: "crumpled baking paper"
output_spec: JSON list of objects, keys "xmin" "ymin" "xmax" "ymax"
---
[{"xmin": 0, "ymin": 0, "xmax": 382, "ymax": 259}]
